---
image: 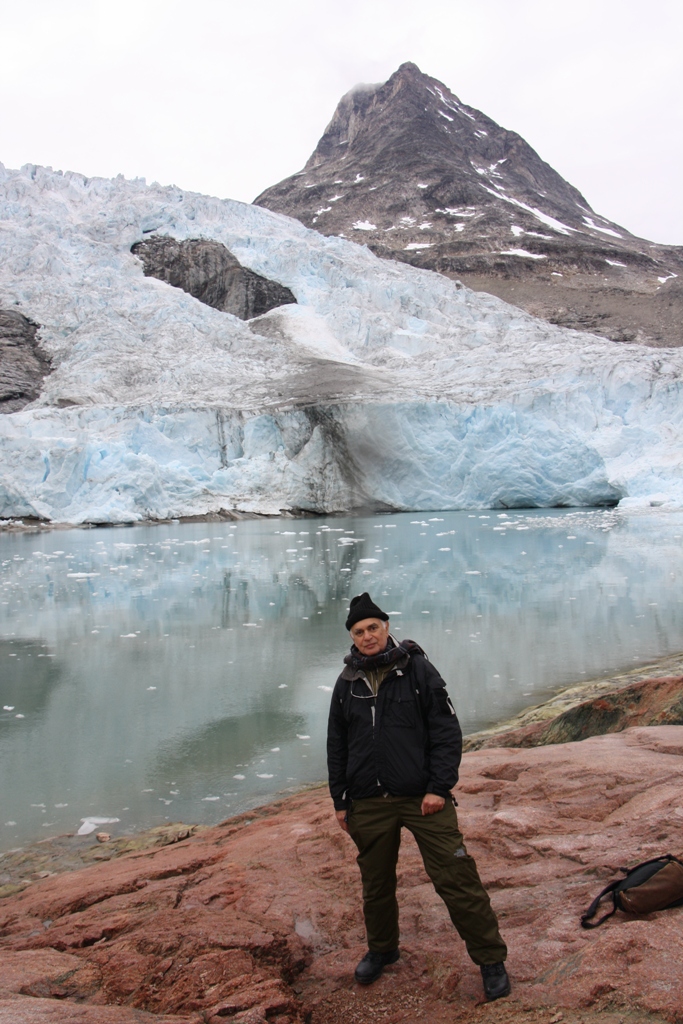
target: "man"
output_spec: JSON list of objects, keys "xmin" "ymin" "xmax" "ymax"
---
[{"xmin": 326, "ymin": 592, "xmax": 510, "ymax": 1001}]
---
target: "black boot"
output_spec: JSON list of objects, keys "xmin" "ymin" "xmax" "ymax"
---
[
  {"xmin": 480, "ymin": 962, "xmax": 511, "ymax": 1000},
  {"xmin": 354, "ymin": 949, "xmax": 400, "ymax": 985}
]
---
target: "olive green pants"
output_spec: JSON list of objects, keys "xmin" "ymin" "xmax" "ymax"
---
[{"xmin": 347, "ymin": 795, "xmax": 507, "ymax": 965}]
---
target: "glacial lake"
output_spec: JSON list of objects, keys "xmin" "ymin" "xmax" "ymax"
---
[{"xmin": 2, "ymin": 507, "xmax": 683, "ymax": 853}]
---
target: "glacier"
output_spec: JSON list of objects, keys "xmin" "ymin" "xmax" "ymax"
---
[{"xmin": 1, "ymin": 162, "xmax": 682, "ymax": 523}]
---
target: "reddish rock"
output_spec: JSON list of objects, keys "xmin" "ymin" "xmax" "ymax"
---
[
  {"xmin": 0, "ymin": 998, "xmax": 196, "ymax": 1023},
  {"xmin": 470, "ymin": 675, "xmax": 683, "ymax": 749},
  {"xmin": 0, "ymin": 950, "xmax": 194, "ymax": 1022},
  {"xmin": 1, "ymin": 726, "xmax": 683, "ymax": 1024}
]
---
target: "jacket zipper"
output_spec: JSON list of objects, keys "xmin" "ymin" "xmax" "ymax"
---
[
  {"xmin": 362, "ymin": 673, "xmax": 381, "ymax": 789},
  {"xmin": 372, "ymin": 704, "xmax": 381, "ymax": 788}
]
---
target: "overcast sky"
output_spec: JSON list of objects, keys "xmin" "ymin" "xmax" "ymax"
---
[{"xmin": 2, "ymin": 0, "xmax": 681, "ymax": 244}]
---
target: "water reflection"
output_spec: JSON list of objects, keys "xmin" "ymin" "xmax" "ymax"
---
[
  {"xmin": 0, "ymin": 638, "xmax": 63, "ymax": 732},
  {"xmin": 151, "ymin": 709, "xmax": 306, "ymax": 798},
  {"xmin": 1, "ymin": 507, "xmax": 682, "ymax": 851}
]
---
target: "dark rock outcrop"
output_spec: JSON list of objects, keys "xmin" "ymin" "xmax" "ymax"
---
[
  {"xmin": 131, "ymin": 236, "xmax": 296, "ymax": 320},
  {"xmin": 255, "ymin": 62, "xmax": 683, "ymax": 347},
  {"xmin": 466, "ymin": 675, "xmax": 683, "ymax": 751},
  {"xmin": 0, "ymin": 310, "xmax": 51, "ymax": 413}
]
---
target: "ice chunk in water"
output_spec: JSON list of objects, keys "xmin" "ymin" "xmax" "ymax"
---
[{"xmin": 78, "ymin": 816, "xmax": 120, "ymax": 835}]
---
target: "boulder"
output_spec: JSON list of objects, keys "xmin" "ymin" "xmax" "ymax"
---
[
  {"xmin": 131, "ymin": 236, "xmax": 296, "ymax": 320},
  {"xmin": 0, "ymin": 310, "xmax": 50, "ymax": 412}
]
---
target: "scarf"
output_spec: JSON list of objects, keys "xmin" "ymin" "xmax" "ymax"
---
[{"xmin": 344, "ymin": 636, "xmax": 408, "ymax": 673}]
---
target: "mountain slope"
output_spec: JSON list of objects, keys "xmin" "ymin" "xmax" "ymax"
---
[{"xmin": 255, "ymin": 62, "xmax": 683, "ymax": 347}]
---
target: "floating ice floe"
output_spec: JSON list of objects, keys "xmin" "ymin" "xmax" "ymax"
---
[{"xmin": 77, "ymin": 816, "xmax": 120, "ymax": 836}]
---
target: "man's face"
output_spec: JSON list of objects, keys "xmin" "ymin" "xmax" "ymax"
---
[{"xmin": 350, "ymin": 617, "xmax": 390, "ymax": 656}]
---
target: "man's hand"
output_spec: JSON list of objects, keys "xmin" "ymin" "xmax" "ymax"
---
[
  {"xmin": 421, "ymin": 793, "xmax": 445, "ymax": 815},
  {"xmin": 335, "ymin": 809, "xmax": 349, "ymax": 832}
]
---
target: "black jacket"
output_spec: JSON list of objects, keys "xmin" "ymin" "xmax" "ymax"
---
[{"xmin": 326, "ymin": 641, "xmax": 463, "ymax": 810}]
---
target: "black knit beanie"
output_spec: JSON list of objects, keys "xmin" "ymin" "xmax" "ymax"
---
[{"xmin": 345, "ymin": 592, "xmax": 389, "ymax": 631}]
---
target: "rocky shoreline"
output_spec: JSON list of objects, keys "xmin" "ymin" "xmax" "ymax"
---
[
  {"xmin": 1, "ymin": 663, "xmax": 682, "ymax": 1024},
  {"xmin": 1, "ymin": 725, "xmax": 682, "ymax": 1024},
  {"xmin": 0, "ymin": 509, "xmax": 306, "ymax": 533},
  {"xmin": 463, "ymin": 651, "xmax": 683, "ymax": 750},
  {"xmin": 3, "ymin": 652, "xmax": 682, "ymax": 893}
]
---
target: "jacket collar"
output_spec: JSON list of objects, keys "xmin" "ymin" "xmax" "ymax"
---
[{"xmin": 340, "ymin": 648, "xmax": 410, "ymax": 682}]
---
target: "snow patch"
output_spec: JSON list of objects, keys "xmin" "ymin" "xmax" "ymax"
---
[
  {"xmin": 481, "ymin": 185, "xmax": 575, "ymax": 235},
  {"xmin": 499, "ymin": 249, "xmax": 547, "ymax": 260},
  {"xmin": 436, "ymin": 208, "xmax": 476, "ymax": 217},
  {"xmin": 352, "ymin": 220, "xmax": 376, "ymax": 231},
  {"xmin": 583, "ymin": 216, "xmax": 622, "ymax": 238}
]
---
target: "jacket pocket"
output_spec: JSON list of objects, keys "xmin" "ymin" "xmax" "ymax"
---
[{"xmin": 384, "ymin": 695, "xmax": 418, "ymax": 728}]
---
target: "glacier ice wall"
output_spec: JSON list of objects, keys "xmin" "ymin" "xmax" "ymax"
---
[{"xmin": 0, "ymin": 162, "xmax": 682, "ymax": 522}]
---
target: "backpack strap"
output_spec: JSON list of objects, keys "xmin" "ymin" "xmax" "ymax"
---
[
  {"xmin": 580, "ymin": 880, "xmax": 620, "ymax": 929},
  {"xmin": 399, "ymin": 638, "xmax": 428, "ymax": 660}
]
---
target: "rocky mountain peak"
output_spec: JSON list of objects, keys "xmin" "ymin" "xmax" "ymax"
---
[
  {"xmin": 306, "ymin": 61, "xmax": 588, "ymax": 216},
  {"xmin": 255, "ymin": 63, "xmax": 683, "ymax": 347}
]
